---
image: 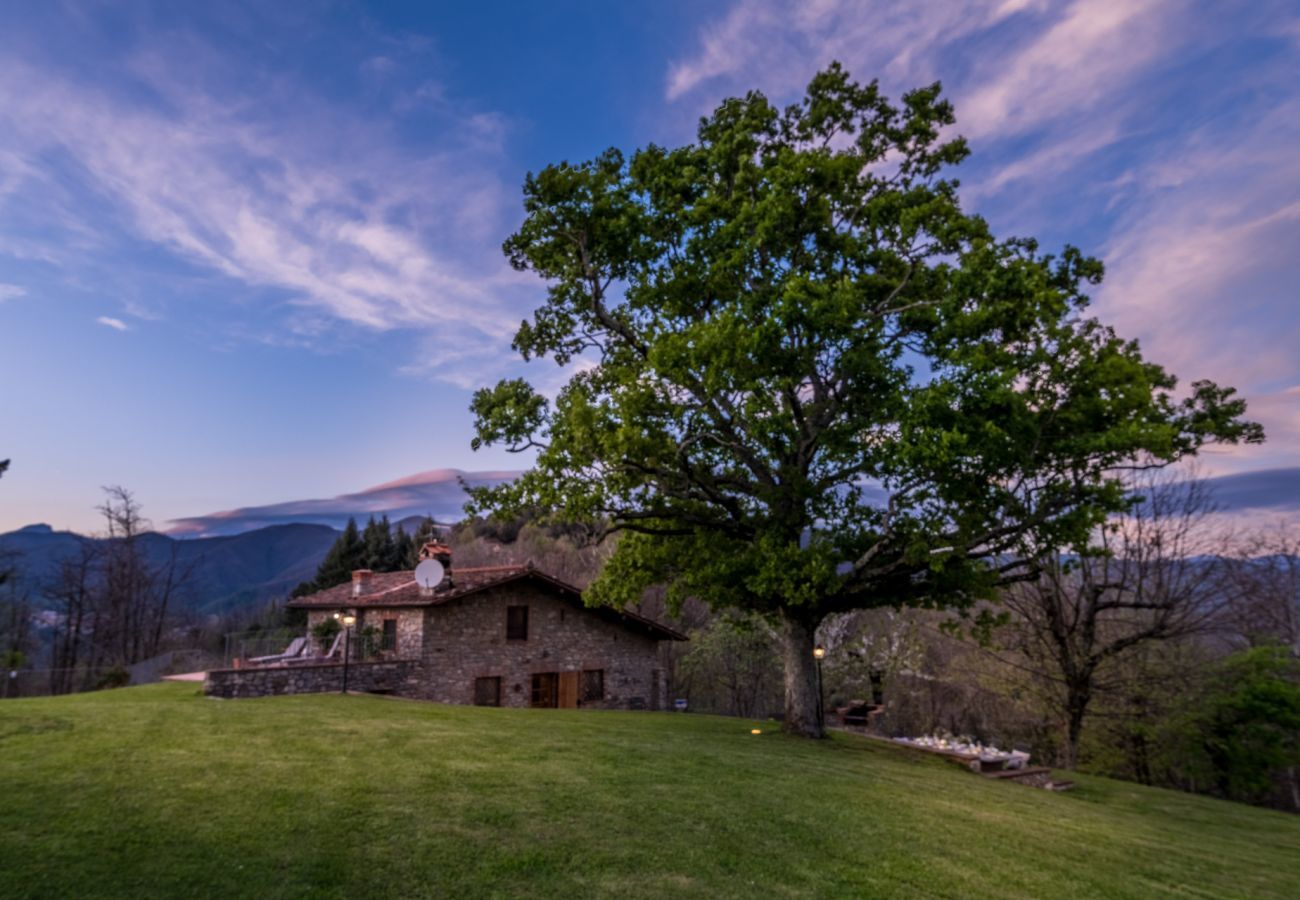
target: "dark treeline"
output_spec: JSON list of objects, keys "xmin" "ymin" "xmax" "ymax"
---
[{"xmin": 290, "ymin": 515, "xmax": 442, "ymax": 598}]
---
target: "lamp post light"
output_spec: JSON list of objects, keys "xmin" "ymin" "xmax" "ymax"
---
[
  {"xmin": 340, "ymin": 612, "xmax": 356, "ymax": 694},
  {"xmin": 813, "ymin": 645, "xmax": 826, "ymax": 735}
]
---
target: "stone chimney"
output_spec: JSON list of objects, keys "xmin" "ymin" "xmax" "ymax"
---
[
  {"xmin": 352, "ymin": 569, "xmax": 374, "ymax": 596},
  {"xmin": 419, "ymin": 541, "xmax": 453, "ymax": 589}
]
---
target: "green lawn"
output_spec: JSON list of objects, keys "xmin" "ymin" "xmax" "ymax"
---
[{"xmin": 1, "ymin": 684, "xmax": 1297, "ymax": 899}]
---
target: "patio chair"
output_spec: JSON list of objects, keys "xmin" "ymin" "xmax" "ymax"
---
[{"xmin": 248, "ymin": 637, "xmax": 307, "ymax": 665}]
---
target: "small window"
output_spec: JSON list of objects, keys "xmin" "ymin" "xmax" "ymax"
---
[
  {"xmin": 506, "ymin": 605, "xmax": 529, "ymax": 641},
  {"xmin": 381, "ymin": 619, "xmax": 398, "ymax": 651},
  {"xmin": 581, "ymin": 669, "xmax": 604, "ymax": 703},
  {"xmin": 474, "ymin": 676, "xmax": 501, "ymax": 707}
]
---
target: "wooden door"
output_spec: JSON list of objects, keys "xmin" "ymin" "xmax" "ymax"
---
[
  {"xmin": 531, "ymin": 673, "xmax": 558, "ymax": 708},
  {"xmin": 558, "ymin": 671, "xmax": 579, "ymax": 709}
]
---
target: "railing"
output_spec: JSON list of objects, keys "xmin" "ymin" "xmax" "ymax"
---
[{"xmin": 221, "ymin": 628, "xmax": 306, "ymax": 668}]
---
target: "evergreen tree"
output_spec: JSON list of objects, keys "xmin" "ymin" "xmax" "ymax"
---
[
  {"xmin": 394, "ymin": 525, "xmax": 415, "ymax": 571},
  {"xmin": 405, "ymin": 516, "xmax": 439, "ymax": 567},
  {"xmin": 311, "ymin": 517, "xmax": 365, "ymax": 590},
  {"xmin": 361, "ymin": 515, "xmax": 400, "ymax": 571}
]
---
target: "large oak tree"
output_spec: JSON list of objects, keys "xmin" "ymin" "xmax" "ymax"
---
[{"xmin": 469, "ymin": 65, "xmax": 1261, "ymax": 736}]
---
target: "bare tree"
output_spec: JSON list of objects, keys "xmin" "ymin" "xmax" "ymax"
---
[
  {"xmin": 991, "ymin": 471, "xmax": 1227, "ymax": 768},
  {"xmin": 45, "ymin": 539, "xmax": 101, "ymax": 692},
  {"xmin": 97, "ymin": 487, "xmax": 197, "ymax": 666},
  {"xmin": 1221, "ymin": 527, "xmax": 1300, "ymax": 655}
]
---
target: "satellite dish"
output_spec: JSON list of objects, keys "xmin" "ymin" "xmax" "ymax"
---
[{"xmin": 414, "ymin": 558, "xmax": 445, "ymax": 590}]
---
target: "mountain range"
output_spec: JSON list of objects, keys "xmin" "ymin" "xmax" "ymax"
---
[
  {"xmin": 0, "ymin": 522, "xmax": 338, "ymax": 615},
  {"xmin": 4, "ymin": 465, "xmax": 1296, "ymax": 618},
  {"xmin": 1, "ymin": 469, "xmax": 519, "ymax": 615}
]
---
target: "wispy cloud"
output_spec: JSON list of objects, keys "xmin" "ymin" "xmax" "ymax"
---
[
  {"xmin": 0, "ymin": 34, "xmax": 529, "ymax": 384},
  {"xmin": 665, "ymin": 0, "xmax": 1032, "ymax": 104},
  {"xmin": 96, "ymin": 316, "xmax": 129, "ymax": 332},
  {"xmin": 0, "ymin": 283, "xmax": 24, "ymax": 301}
]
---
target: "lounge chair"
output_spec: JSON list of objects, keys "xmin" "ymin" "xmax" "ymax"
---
[{"xmin": 248, "ymin": 637, "xmax": 307, "ymax": 665}]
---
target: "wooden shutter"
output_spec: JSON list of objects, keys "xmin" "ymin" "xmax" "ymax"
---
[{"xmin": 558, "ymin": 671, "xmax": 579, "ymax": 709}]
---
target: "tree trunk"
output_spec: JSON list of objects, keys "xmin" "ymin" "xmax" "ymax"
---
[
  {"xmin": 778, "ymin": 609, "xmax": 824, "ymax": 738},
  {"xmin": 1064, "ymin": 687, "xmax": 1089, "ymax": 769}
]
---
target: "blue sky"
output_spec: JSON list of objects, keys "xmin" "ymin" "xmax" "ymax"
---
[{"xmin": 1, "ymin": 0, "xmax": 1297, "ymax": 534}]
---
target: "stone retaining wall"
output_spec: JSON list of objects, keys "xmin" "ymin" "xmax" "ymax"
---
[{"xmin": 204, "ymin": 659, "xmax": 421, "ymax": 699}]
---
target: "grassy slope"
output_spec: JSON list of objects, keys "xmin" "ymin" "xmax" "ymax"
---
[{"xmin": 1, "ymin": 685, "xmax": 1297, "ymax": 899}]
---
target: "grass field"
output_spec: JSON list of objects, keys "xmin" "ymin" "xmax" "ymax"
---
[{"xmin": 1, "ymin": 684, "xmax": 1297, "ymax": 899}]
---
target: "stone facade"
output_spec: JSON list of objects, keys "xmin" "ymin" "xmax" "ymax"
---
[
  {"xmin": 205, "ymin": 659, "xmax": 420, "ymax": 699},
  {"xmin": 413, "ymin": 582, "xmax": 665, "ymax": 710},
  {"xmin": 305, "ymin": 607, "xmax": 424, "ymax": 658},
  {"xmin": 216, "ymin": 569, "xmax": 678, "ymax": 710}
]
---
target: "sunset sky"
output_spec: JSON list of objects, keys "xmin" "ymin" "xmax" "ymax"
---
[{"xmin": 1, "ymin": 1, "xmax": 1297, "ymax": 534}]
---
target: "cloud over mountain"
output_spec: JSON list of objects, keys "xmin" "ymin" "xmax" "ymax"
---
[{"xmin": 166, "ymin": 469, "xmax": 518, "ymax": 537}]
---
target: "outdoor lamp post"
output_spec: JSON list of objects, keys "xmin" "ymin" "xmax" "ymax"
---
[
  {"xmin": 340, "ymin": 612, "xmax": 356, "ymax": 694},
  {"xmin": 813, "ymin": 645, "xmax": 826, "ymax": 734}
]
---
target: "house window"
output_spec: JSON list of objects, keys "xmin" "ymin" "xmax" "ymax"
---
[
  {"xmin": 581, "ymin": 669, "xmax": 604, "ymax": 703},
  {"xmin": 381, "ymin": 619, "xmax": 398, "ymax": 652},
  {"xmin": 506, "ymin": 605, "xmax": 529, "ymax": 641},
  {"xmin": 474, "ymin": 676, "xmax": 501, "ymax": 707}
]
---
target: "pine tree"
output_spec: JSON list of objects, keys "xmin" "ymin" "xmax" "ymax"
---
[
  {"xmin": 405, "ymin": 516, "xmax": 439, "ymax": 567},
  {"xmin": 393, "ymin": 525, "xmax": 414, "ymax": 571},
  {"xmin": 311, "ymin": 517, "xmax": 365, "ymax": 590}
]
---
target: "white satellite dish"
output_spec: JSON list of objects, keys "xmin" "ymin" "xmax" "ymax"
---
[{"xmin": 414, "ymin": 558, "xmax": 445, "ymax": 591}]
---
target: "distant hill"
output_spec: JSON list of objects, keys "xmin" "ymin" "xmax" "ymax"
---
[
  {"xmin": 166, "ymin": 468, "xmax": 518, "ymax": 537},
  {"xmin": 0, "ymin": 468, "xmax": 522, "ymax": 616},
  {"xmin": 0, "ymin": 522, "xmax": 339, "ymax": 615}
]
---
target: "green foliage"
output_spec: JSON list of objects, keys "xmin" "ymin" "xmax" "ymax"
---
[
  {"xmin": 94, "ymin": 666, "xmax": 130, "ymax": 690},
  {"xmin": 357, "ymin": 625, "xmax": 381, "ymax": 660},
  {"xmin": 298, "ymin": 517, "xmax": 417, "ymax": 597},
  {"xmin": 679, "ymin": 613, "xmax": 783, "ymax": 717},
  {"xmin": 394, "ymin": 525, "xmax": 415, "ymax": 570},
  {"xmin": 362, "ymin": 515, "xmax": 400, "ymax": 572},
  {"xmin": 403, "ymin": 517, "xmax": 441, "ymax": 568},
  {"xmin": 311, "ymin": 617, "xmax": 341, "ymax": 646},
  {"xmin": 280, "ymin": 604, "xmax": 307, "ymax": 629},
  {"xmin": 310, "ymin": 518, "xmax": 365, "ymax": 591},
  {"xmin": 470, "ymin": 62, "xmax": 1261, "ymax": 641},
  {"xmin": 1170, "ymin": 646, "xmax": 1300, "ymax": 804},
  {"xmin": 2, "ymin": 684, "xmax": 1299, "ymax": 898}
]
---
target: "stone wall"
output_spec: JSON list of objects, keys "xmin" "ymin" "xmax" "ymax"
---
[
  {"xmin": 304, "ymin": 607, "xmax": 424, "ymax": 659},
  {"xmin": 413, "ymin": 582, "xmax": 667, "ymax": 710},
  {"xmin": 358, "ymin": 607, "xmax": 425, "ymax": 658},
  {"xmin": 204, "ymin": 659, "xmax": 421, "ymax": 699}
]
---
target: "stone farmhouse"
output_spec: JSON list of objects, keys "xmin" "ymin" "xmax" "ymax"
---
[{"xmin": 204, "ymin": 542, "xmax": 686, "ymax": 709}]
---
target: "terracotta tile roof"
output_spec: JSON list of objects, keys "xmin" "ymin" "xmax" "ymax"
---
[{"xmin": 287, "ymin": 563, "xmax": 687, "ymax": 641}]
